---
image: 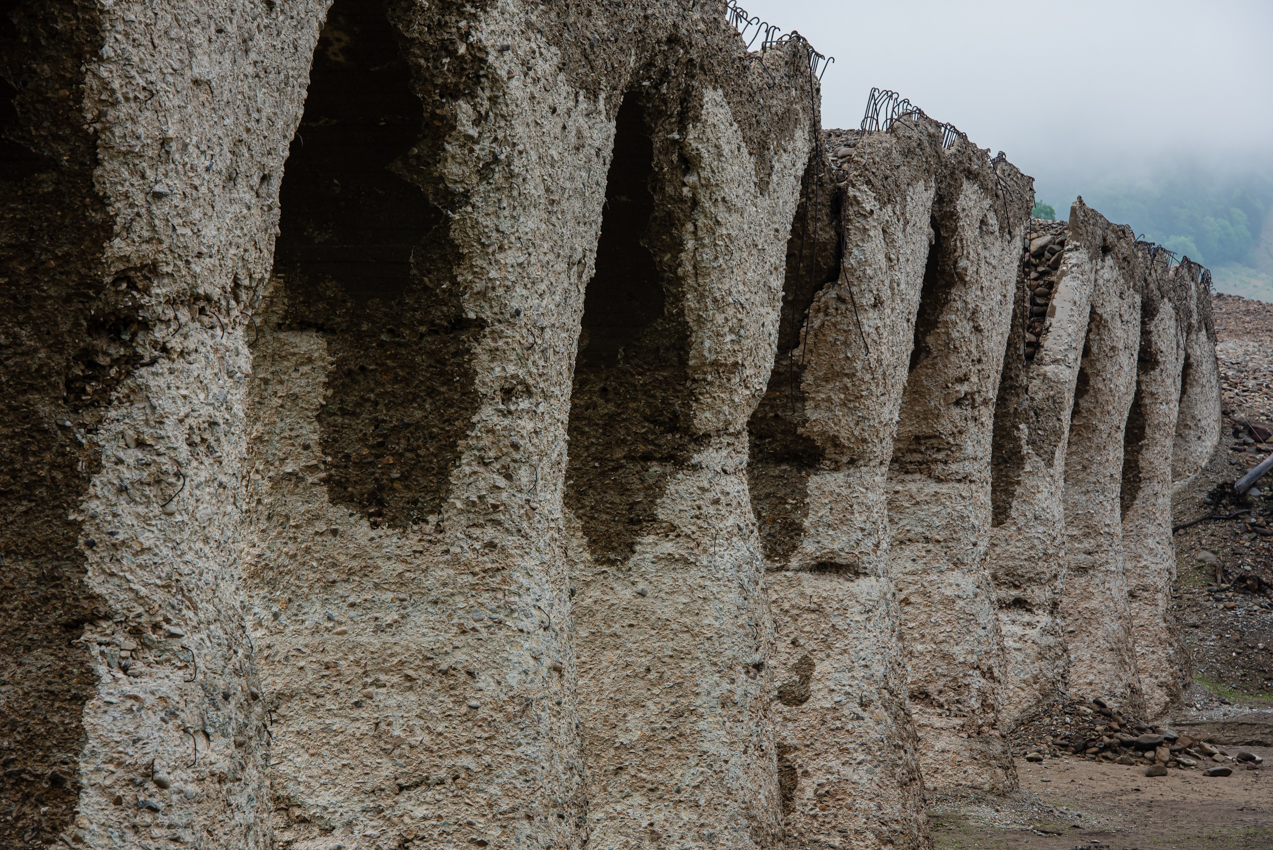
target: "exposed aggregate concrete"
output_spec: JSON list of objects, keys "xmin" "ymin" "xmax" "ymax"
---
[
  {"xmin": 0, "ymin": 2, "xmax": 1224, "ymax": 848},
  {"xmin": 888, "ymin": 138, "xmax": 1033, "ymax": 795},
  {"xmin": 1061, "ymin": 207, "xmax": 1147, "ymax": 717},
  {"xmin": 762, "ymin": 119, "xmax": 943, "ymax": 849}
]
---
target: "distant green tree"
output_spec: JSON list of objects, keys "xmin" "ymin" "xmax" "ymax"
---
[
  {"xmin": 1032, "ymin": 202, "xmax": 1056, "ymax": 220},
  {"xmin": 1163, "ymin": 235, "xmax": 1204, "ymax": 264},
  {"xmin": 1083, "ymin": 166, "xmax": 1273, "ymax": 267}
]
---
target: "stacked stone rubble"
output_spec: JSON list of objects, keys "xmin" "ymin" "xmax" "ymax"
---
[{"xmin": 0, "ymin": 2, "xmax": 1223, "ymax": 849}]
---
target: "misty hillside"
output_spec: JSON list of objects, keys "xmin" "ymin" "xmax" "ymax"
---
[{"xmin": 1040, "ymin": 166, "xmax": 1273, "ymax": 302}]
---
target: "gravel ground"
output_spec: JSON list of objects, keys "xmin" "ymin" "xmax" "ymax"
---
[{"xmin": 1172, "ymin": 293, "xmax": 1273, "ymax": 701}]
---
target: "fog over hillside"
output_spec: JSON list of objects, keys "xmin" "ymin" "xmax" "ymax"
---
[{"xmin": 733, "ymin": 0, "xmax": 1273, "ymax": 299}]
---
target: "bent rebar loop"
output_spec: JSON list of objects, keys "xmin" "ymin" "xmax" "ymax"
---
[
  {"xmin": 726, "ymin": 2, "xmax": 835, "ymax": 86},
  {"xmin": 940, "ymin": 123, "xmax": 967, "ymax": 150},
  {"xmin": 726, "ymin": 0, "xmax": 778, "ymax": 51},
  {"xmin": 772, "ymin": 31, "xmax": 834, "ymax": 81},
  {"xmin": 859, "ymin": 87, "xmax": 926, "ymax": 133}
]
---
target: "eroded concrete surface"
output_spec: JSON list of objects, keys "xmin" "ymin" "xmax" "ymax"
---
[{"xmin": 0, "ymin": 2, "xmax": 1222, "ymax": 848}]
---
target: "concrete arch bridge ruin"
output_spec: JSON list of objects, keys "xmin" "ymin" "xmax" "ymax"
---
[{"xmin": 0, "ymin": 1, "xmax": 1220, "ymax": 848}]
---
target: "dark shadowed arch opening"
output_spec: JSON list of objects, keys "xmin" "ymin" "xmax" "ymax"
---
[
  {"xmin": 989, "ymin": 243, "xmax": 1032, "ymax": 527},
  {"xmin": 564, "ymin": 94, "xmax": 692, "ymax": 564},
  {"xmin": 745, "ymin": 150, "xmax": 839, "ymax": 565},
  {"xmin": 908, "ymin": 219, "xmax": 952, "ymax": 376},
  {"xmin": 1120, "ymin": 378, "xmax": 1148, "ymax": 519},
  {"xmin": 0, "ymin": 2, "xmax": 117, "ymax": 845},
  {"xmin": 989, "ymin": 226, "xmax": 1069, "ymax": 529},
  {"xmin": 265, "ymin": 0, "xmax": 482, "ymax": 530},
  {"xmin": 576, "ymin": 99, "xmax": 662, "ymax": 369},
  {"xmin": 891, "ymin": 217, "xmax": 957, "ymax": 474},
  {"xmin": 1070, "ymin": 329, "xmax": 1094, "ymax": 433}
]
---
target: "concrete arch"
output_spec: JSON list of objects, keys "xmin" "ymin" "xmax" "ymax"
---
[
  {"xmin": 0, "ymin": 0, "xmax": 327, "ymax": 845},
  {"xmin": 1121, "ymin": 254, "xmax": 1191, "ymax": 718},
  {"xmin": 566, "ymin": 77, "xmax": 811, "ymax": 848},
  {"xmin": 2, "ymin": 2, "xmax": 1234, "ymax": 846},
  {"xmin": 985, "ymin": 205, "xmax": 1097, "ymax": 722},
  {"xmin": 240, "ymin": 0, "xmax": 601, "ymax": 843},
  {"xmin": 1059, "ymin": 210, "xmax": 1146, "ymax": 715},
  {"xmin": 1172, "ymin": 263, "xmax": 1223, "ymax": 486},
  {"xmin": 758, "ymin": 118, "xmax": 943, "ymax": 849},
  {"xmin": 887, "ymin": 139, "xmax": 1031, "ymax": 793}
]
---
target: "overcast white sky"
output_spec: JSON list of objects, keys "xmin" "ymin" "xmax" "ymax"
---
[{"xmin": 731, "ymin": 0, "xmax": 1273, "ymax": 207}]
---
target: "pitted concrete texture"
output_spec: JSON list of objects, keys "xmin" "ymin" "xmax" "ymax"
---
[
  {"xmin": 1173, "ymin": 264, "xmax": 1223, "ymax": 487},
  {"xmin": 568, "ymin": 84, "xmax": 811, "ymax": 849},
  {"xmin": 1, "ymin": 0, "xmax": 326, "ymax": 846},
  {"xmin": 1060, "ymin": 205, "xmax": 1147, "ymax": 717},
  {"xmin": 986, "ymin": 210, "xmax": 1096, "ymax": 722},
  {"xmin": 243, "ymin": 2, "xmax": 816, "ymax": 848},
  {"xmin": 240, "ymin": 2, "xmax": 616, "ymax": 844},
  {"xmin": 1, "ymin": 1, "xmax": 1228, "ymax": 847},
  {"xmin": 1120, "ymin": 254, "xmax": 1190, "ymax": 719},
  {"xmin": 761, "ymin": 120, "xmax": 943, "ymax": 849},
  {"xmin": 889, "ymin": 139, "xmax": 1032, "ymax": 793}
]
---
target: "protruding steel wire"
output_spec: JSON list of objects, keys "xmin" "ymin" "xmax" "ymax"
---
[
  {"xmin": 725, "ymin": 1, "xmax": 834, "ymax": 83},
  {"xmin": 858, "ymin": 87, "xmax": 966, "ymax": 151}
]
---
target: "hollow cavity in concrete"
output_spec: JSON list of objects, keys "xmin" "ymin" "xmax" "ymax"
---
[
  {"xmin": 746, "ymin": 150, "xmax": 839, "ymax": 566},
  {"xmin": 269, "ymin": 0, "xmax": 481, "ymax": 530}
]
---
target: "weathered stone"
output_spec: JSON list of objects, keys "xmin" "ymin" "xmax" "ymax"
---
[
  {"xmin": 1173, "ymin": 261, "xmax": 1224, "ymax": 485},
  {"xmin": 1123, "ymin": 256, "xmax": 1198, "ymax": 716},
  {"xmin": 988, "ymin": 205, "xmax": 1096, "ymax": 723},
  {"xmin": 1030, "ymin": 234, "xmax": 1055, "ymax": 256},
  {"xmin": 760, "ymin": 118, "xmax": 945, "ymax": 848}
]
